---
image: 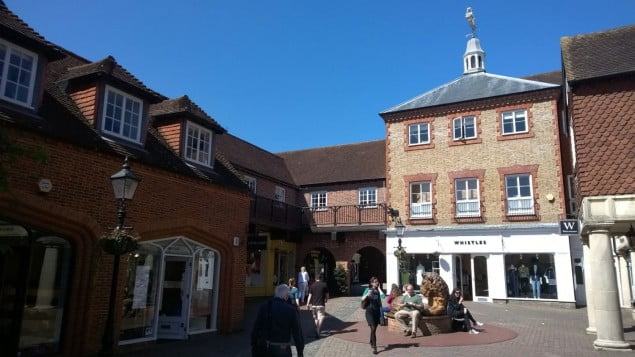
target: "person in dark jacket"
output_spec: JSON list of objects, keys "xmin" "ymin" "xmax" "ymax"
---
[
  {"xmin": 361, "ymin": 276, "xmax": 382, "ymax": 354},
  {"xmin": 251, "ymin": 284, "xmax": 304, "ymax": 357},
  {"xmin": 447, "ymin": 288, "xmax": 483, "ymax": 335}
]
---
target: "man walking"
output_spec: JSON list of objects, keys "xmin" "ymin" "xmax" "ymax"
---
[
  {"xmin": 251, "ymin": 284, "xmax": 304, "ymax": 357},
  {"xmin": 394, "ymin": 284, "xmax": 423, "ymax": 338},
  {"xmin": 306, "ymin": 273, "xmax": 329, "ymax": 339}
]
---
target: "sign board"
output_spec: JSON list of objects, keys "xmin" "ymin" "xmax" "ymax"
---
[{"xmin": 559, "ymin": 220, "xmax": 580, "ymax": 235}]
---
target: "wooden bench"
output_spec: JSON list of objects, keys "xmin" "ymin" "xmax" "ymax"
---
[{"xmin": 385, "ymin": 311, "xmax": 452, "ymax": 336}]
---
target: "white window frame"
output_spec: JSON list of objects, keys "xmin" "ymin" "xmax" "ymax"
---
[
  {"xmin": 358, "ymin": 187, "xmax": 377, "ymax": 207},
  {"xmin": 505, "ymin": 174, "xmax": 534, "ymax": 215},
  {"xmin": 455, "ymin": 178, "xmax": 480, "ymax": 217},
  {"xmin": 408, "ymin": 123, "xmax": 430, "ymax": 146},
  {"xmin": 0, "ymin": 39, "xmax": 38, "ymax": 108},
  {"xmin": 501, "ymin": 109, "xmax": 528, "ymax": 135},
  {"xmin": 184, "ymin": 121, "xmax": 213, "ymax": 167},
  {"xmin": 274, "ymin": 186, "xmax": 286, "ymax": 203},
  {"xmin": 310, "ymin": 191, "xmax": 327, "ymax": 211},
  {"xmin": 101, "ymin": 85, "xmax": 143, "ymax": 143},
  {"xmin": 244, "ymin": 175, "xmax": 257, "ymax": 194},
  {"xmin": 410, "ymin": 182, "xmax": 432, "ymax": 218},
  {"xmin": 453, "ymin": 116, "xmax": 477, "ymax": 140}
]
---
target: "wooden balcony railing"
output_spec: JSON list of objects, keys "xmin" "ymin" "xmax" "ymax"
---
[
  {"xmin": 250, "ymin": 196, "xmax": 304, "ymax": 230},
  {"xmin": 304, "ymin": 203, "xmax": 389, "ymax": 227}
]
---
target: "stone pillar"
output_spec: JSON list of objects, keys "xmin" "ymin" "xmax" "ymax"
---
[
  {"xmin": 581, "ymin": 234, "xmax": 596, "ymax": 334},
  {"xmin": 589, "ymin": 228, "xmax": 630, "ymax": 350}
]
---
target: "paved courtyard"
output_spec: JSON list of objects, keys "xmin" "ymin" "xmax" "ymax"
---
[{"xmin": 121, "ymin": 296, "xmax": 635, "ymax": 356}]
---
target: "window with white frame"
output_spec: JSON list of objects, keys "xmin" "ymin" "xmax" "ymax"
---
[
  {"xmin": 310, "ymin": 192, "xmax": 327, "ymax": 210},
  {"xmin": 244, "ymin": 176, "xmax": 256, "ymax": 193},
  {"xmin": 566, "ymin": 174, "xmax": 577, "ymax": 214},
  {"xmin": 0, "ymin": 40, "xmax": 38, "ymax": 107},
  {"xmin": 185, "ymin": 121, "xmax": 213, "ymax": 166},
  {"xmin": 102, "ymin": 86, "xmax": 142, "ymax": 142},
  {"xmin": 501, "ymin": 110, "xmax": 528, "ymax": 135},
  {"xmin": 408, "ymin": 123, "xmax": 430, "ymax": 145},
  {"xmin": 274, "ymin": 186, "xmax": 285, "ymax": 203},
  {"xmin": 505, "ymin": 174, "xmax": 534, "ymax": 215},
  {"xmin": 453, "ymin": 116, "xmax": 476, "ymax": 140},
  {"xmin": 410, "ymin": 182, "xmax": 432, "ymax": 218},
  {"xmin": 358, "ymin": 187, "xmax": 377, "ymax": 207},
  {"xmin": 455, "ymin": 178, "xmax": 480, "ymax": 217}
]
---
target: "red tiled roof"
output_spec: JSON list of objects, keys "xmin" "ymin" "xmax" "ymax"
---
[
  {"xmin": 150, "ymin": 95, "xmax": 226, "ymax": 133},
  {"xmin": 215, "ymin": 133, "xmax": 296, "ymax": 185},
  {"xmin": 59, "ymin": 56, "xmax": 164, "ymax": 102},
  {"xmin": 561, "ymin": 25, "xmax": 635, "ymax": 82},
  {"xmin": 522, "ymin": 71, "xmax": 562, "ymax": 85},
  {"xmin": 277, "ymin": 140, "xmax": 386, "ymax": 186}
]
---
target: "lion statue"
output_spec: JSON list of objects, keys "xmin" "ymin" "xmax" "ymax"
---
[{"xmin": 419, "ymin": 272, "xmax": 449, "ymax": 316}]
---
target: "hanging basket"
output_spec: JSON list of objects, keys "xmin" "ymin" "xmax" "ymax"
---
[
  {"xmin": 394, "ymin": 247, "xmax": 408, "ymax": 261},
  {"xmin": 99, "ymin": 229, "xmax": 139, "ymax": 255}
]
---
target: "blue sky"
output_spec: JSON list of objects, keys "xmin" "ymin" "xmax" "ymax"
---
[{"xmin": 7, "ymin": 1, "xmax": 634, "ymax": 152}]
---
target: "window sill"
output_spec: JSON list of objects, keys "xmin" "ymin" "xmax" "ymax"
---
[
  {"xmin": 453, "ymin": 216, "xmax": 485, "ymax": 224},
  {"xmin": 407, "ymin": 218, "xmax": 436, "ymax": 225},
  {"xmin": 504, "ymin": 214, "xmax": 540, "ymax": 222}
]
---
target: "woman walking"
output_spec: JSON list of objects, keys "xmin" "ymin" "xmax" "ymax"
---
[
  {"xmin": 297, "ymin": 266, "xmax": 310, "ymax": 305},
  {"xmin": 361, "ymin": 277, "xmax": 382, "ymax": 354}
]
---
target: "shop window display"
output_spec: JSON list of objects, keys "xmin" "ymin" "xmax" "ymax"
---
[
  {"xmin": 189, "ymin": 249, "xmax": 216, "ymax": 332},
  {"xmin": 120, "ymin": 245, "xmax": 160, "ymax": 341},
  {"xmin": 401, "ymin": 254, "xmax": 440, "ymax": 290},
  {"xmin": 504, "ymin": 253, "xmax": 557, "ymax": 299}
]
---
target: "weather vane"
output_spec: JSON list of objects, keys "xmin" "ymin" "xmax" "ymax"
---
[{"xmin": 465, "ymin": 7, "xmax": 477, "ymax": 38}]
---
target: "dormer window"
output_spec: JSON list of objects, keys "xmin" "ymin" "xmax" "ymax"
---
[
  {"xmin": 185, "ymin": 121, "xmax": 212, "ymax": 166},
  {"xmin": 0, "ymin": 39, "xmax": 38, "ymax": 108},
  {"xmin": 102, "ymin": 85, "xmax": 142, "ymax": 143}
]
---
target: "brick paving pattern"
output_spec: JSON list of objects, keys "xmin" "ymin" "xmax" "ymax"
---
[{"xmin": 120, "ymin": 296, "xmax": 635, "ymax": 356}]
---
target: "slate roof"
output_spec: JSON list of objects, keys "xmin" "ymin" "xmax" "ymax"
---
[
  {"xmin": 382, "ymin": 72, "xmax": 558, "ymax": 114},
  {"xmin": 58, "ymin": 56, "xmax": 164, "ymax": 102},
  {"xmin": 277, "ymin": 140, "xmax": 385, "ymax": 186},
  {"xmin": 215, "ymin": 133, "xmax": 296, "ymax": 185},
  {"xmin": 150, "ymin": 95, "xmax": 226, "ymax": 133},
  {"xmin": 561, "ymin": 25, "xmax": 635, "ymax": 82}
]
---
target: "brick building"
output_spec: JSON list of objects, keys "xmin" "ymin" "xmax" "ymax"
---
[
  {"xmin": 0, "ymin": 3, "xmax": 250, "ymax": 356},
  {"xmin": 379, "ymin": 23, "xmax": 580, "ymax": 306},
  {"xmin": 561, "ymin": 25, "xmax": 635, "ymax": 350}
]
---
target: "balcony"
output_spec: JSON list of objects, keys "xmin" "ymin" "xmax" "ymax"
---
[
  {"xmin": 304, "ymin": 203, "xmax": 389, "ymax": 232},
  {"xmin": 249, "ymin": 195, "xmax": 304, "ymax": 230}
]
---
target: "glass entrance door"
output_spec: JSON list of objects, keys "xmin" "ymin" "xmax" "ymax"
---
[
  {"xmin": 472, "ymin": 255, "xmax": 489, "ymax": 301},
  {"xmin": 157, "ymin": 257, "xmax": 191, "ymax": 340}
]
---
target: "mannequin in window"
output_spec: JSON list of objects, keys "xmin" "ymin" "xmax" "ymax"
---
[
  {"xmin": 530, "ymin": 258, "xmax": 543, "ymax": 299},
  {"xmin": 517, "ymin": 262, "xmax": 529, "ymax": 297},
  {"xmin": 506, "ymin": 264, "xmax": 518, "ymax": 297},
  {"xmin": 416, "ymin": 262, "xmax": 425, "ymax": 288},
  {"xmin": 544, "ymin": 266, "xmax": 556, "ymax": 295}
]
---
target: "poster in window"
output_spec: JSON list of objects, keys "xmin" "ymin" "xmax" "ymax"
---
[{"xmin": 132, "ymin": 265, "xmax": 150, "ymax": 309}]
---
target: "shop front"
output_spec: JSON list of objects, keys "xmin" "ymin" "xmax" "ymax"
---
[
  {"xmin": 386, "ymin": 225, "xmax": 580, "ymax": 306},
  {"xmin": 245, "ymin": 233, "xmax": 296, "ymax": 297},
  {"xmin": 119, "ymin": 237, "xmax": 221, "ymax": 345}
]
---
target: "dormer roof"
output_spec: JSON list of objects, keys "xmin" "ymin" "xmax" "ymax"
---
[
  {"xmin": 381, "ymin": 72, "xmax": 558, "ymax": 115},
  {"xmin": 150, "ymin": 95, "xmax": 226, "ymax": 133},
  {"xmin": 561, "ymin": 24, "xmax": 635, "ymax": 82},
  {"xmin": 59, "ymin": 55, "xmax": 165, "ymax": 103},
  {"xmin": 0, "ymin": 1, "xmax": 63, "ymax": 60}
]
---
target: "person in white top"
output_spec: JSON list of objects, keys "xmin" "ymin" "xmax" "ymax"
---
[{"xmin": 297, "ymin": 266, "xmax": 310, "ymax": 305}]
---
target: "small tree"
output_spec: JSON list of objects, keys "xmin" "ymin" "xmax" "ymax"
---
[{"xmin": 333, "ymin": 264, "xmax": 348, "ymax": 296}]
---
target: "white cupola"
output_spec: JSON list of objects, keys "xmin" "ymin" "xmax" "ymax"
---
[
  {"xmin": 463, "ymin": 37, "xmax": 486, "ymax": 74},
  {"xmin": 463, "ymin": 7, "xmax": 485, "ymax": 74}
]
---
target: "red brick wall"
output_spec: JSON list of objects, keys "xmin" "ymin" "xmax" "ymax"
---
[
  {"xmin": 571, "ymin": 75, "xmax": 635, "ymax": 197},
  {"xmin": 299, "ymin": 180, "xmax": 386, "ymax": 207},
  {"xmin": 1, "ymin": 125, "xmax": 250, "ymax": 356},
  {"xmin": 296, "ymin": 230, "xmax": 384, "ymax": 264}
]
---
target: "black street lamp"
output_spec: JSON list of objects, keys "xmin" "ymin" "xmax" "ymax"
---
[
  {"xmin": 393, "ymin": 220, "xmax": 407, "ymax": 288},
  {"xmin": 100, "ymin": 157, "xmax": 141, "ymax": 356}
]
